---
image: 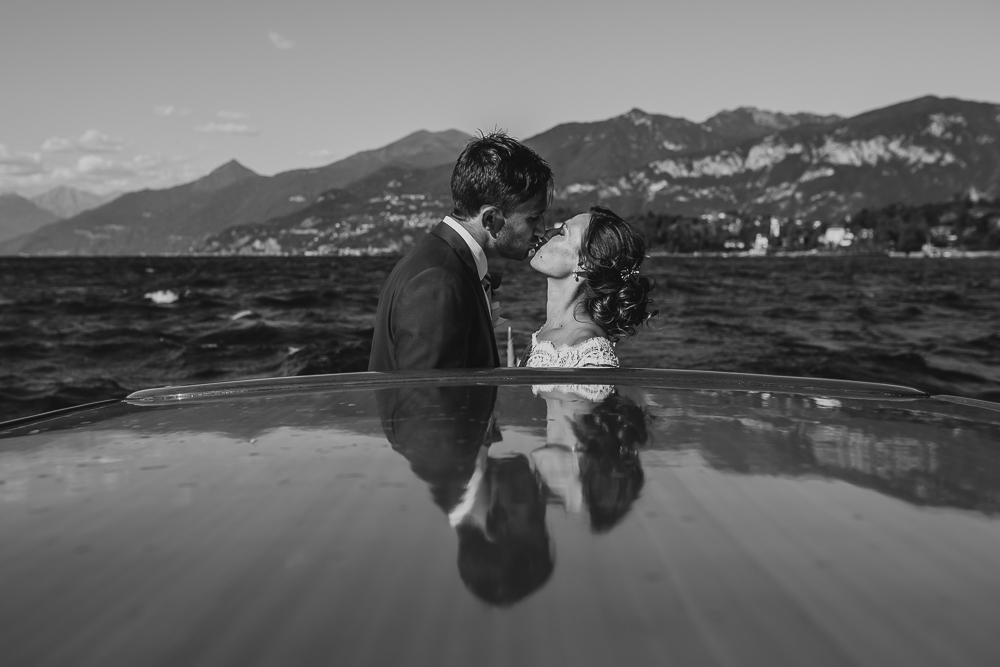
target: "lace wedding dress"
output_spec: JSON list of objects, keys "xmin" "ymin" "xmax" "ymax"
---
[
  {"xmin": 522, "ymin": 331, "xmax": 619, "ymax": 368},
  {"xmin": 524, "ymin": 331, "xmax": 617, "ymax": 405}
]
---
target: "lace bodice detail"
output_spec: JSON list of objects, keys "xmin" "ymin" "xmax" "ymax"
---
[
  {"xmin": 524, "ymin": 331, "xmax": 619, "ymax": 369},
  {"xmin": 531, "ymin": 383, "xmax": 615, "ymax": 402}
]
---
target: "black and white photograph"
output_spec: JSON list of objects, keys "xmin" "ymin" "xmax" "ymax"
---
[{"xmin": 2, "ymin": 0, "xmax": 999, "ymax": 665}]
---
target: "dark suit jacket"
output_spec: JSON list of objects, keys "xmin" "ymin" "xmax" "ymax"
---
[
  {"xmin": 376, "ymin": 384, "xmax": 497, "ymax": 512},
  {"xmin": 368, "ymin": 222, "xmax": 500, "ymax": 371}
]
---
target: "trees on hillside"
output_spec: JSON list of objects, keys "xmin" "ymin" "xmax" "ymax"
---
[{"xmin": 625, "ymin": 196, "xmax": 999, "ymax": 254}]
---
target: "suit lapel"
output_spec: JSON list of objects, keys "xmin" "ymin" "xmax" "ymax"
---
[
  {"xmin": 430, "ymin": 222, "xmax": 500, "ymax": 366},
  {"xmin": 430, "ymin": 223, "xmax": 494, "ymax": 326}
]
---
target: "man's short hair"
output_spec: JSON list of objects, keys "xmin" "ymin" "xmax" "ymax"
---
[
  {"xmin": 450, "ymin": 131, "xmax": 553, "ymax": 220},
  {"xmin": 455, "ymin": 456, "xmax": 553, "ymax": 606}
]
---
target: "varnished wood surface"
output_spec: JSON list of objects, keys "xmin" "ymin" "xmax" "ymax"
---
[{"xmin": 1, "ymin": 379, "xmax": 998, "ymax": 667}]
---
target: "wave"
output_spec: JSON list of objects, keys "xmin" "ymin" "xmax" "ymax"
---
[{"xmin": 1, "ymin": 255, "xmax": 998, "ymax": 422}]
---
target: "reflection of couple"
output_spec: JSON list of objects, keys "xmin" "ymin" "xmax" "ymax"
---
[
  {"xmin": 530, "ymin": 384, "xmax": 646, "ymax": 532},
  {"xmin": 368, "ymin": 132, "xmax": 655, "ymax": 371},
  {"xmin": 378, "ymin": 383, "xmax": 647, "ymax": 606}
]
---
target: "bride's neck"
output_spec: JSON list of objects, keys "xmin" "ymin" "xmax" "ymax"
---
[{"xmin": 544, "ymin": 276, "xmax": 586, "ymax": 329}]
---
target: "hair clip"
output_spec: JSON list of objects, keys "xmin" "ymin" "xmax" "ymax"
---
[{"xmin": 620, "ymin": 268, "xmax": 639, "ymax": 281}]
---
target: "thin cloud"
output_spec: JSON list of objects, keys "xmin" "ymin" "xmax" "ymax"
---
[
  {"xmin": 66, "ymin": 154, "xmax": 202, "ymax": 194},
  {"xmin": 154, "ymin": 105, "xmax": 193, "ymax": 117},
  {"xmin": 0, "ymin": 144, "xmax": 44, "ymax": 176},
  {"xmin": 0, "ymin": 151, "xmax": 199, "ymax": 196},
  {"xmin": 76, "ymin": 155, "xmax": 125, "ymax": 175},
  {"xmin": 41, "ymin": 129, "xmax": 127, "ymax": 153},
  {"xmin": 75, "ymin": 154, "xmax": 176, "ymax": 178},
  {"xmin": 40, "ymin": 137, "xmax": 76, "ymax": 152},
  {"xmin": 217, "ymin": 111, "xmax": 250, "ymax": 120},
  {"xmin": 268, "ymin": 31, "xmax": 296, "ymax": 50},
  {"xmin": 300, "ymin": 148, "xmax": 337, "ymax": 160},
  {"xmin": 195, "ymin": 122, "xmax": 260, "ymax": 136}
]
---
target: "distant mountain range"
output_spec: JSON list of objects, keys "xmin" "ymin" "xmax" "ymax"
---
[
  {"xmin": 0, "ymin": 130, "xmax": 472, "ymax": 255},
  {"xmin": 0, "ymin": 187, "xmax": 119, "ymax": 245},
  {"xmin": 31, "ymin": 186, "xmax": 119, "ymax": 219},
  {"xmin": 0, "ymin": 194, "xmax": 60, "ymax": 244},
  {"xmin": 2, "ymin": 95, "xmax": 998, "ymax": 256},
  {"xmin": 201, "ymin": 164, "xmax": 454, "ymax": 256},
  {"xmin": 555, "ymin": 96, "xmax": 1000, "ymax": 220},
  {"xmin": 523, "ymin": 107, "xmax": 841, "ymax": 183}
]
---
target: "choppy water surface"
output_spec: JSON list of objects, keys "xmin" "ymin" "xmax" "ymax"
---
[{"xmin": 1, "ymin": 255, "xmax": 998, "ymax": 421}]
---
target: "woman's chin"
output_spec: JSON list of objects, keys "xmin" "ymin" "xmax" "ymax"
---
[{"xmin": 529, "ymin": 259, "xmax": 556, "ymax": 276}]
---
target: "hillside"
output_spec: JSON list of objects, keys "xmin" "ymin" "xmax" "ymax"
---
[
  {"xmin": 1, "ymin": 161, "xmax": 264, "ymax": 255},
  {"xmin": 200, "ymin": 164, "xmax": 453, "ymax": 255},
  {"xmin": 5, "ymin": 95, "xmax": 999, "ymax": 256},
  {"xmin": 523, "ymin": 106, "xmax": 840, "ymax": 184},
  {"xmin": 198, "ymin": 96, "xmax": 1000, "ymax": 256},
  {"xmin": 555, "ymin": 96, "xmax": 1000, "ymax": 220},
  {"xmin": 0, "ymin": 194, "xmax": 60, "ymax": 245},
  {"xmin": 1, "ymin": 130, "xmax": 470, "ymax": 255},
  {"xmin": 30, "ymin": 186, "xmax": 118, "ymax": 219},
  {"xmin": 701, "ymin": 107, "xmax": 842, "ymax": 142},
  {"xmin": 305, "ymin": 129, "xmax": 470, "ymax": 187},
  {"xmin": 633, "ymin": 194, "xmax": 1000, "ymax": 254}
]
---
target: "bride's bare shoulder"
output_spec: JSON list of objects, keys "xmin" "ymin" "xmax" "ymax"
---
[
  {"xmin": 537, "ymin": 324, "xmax": 606, "ymax": 348},
  {"xmin": 566, "ymin": 327, "xmax": 607, "ymax": 347}
]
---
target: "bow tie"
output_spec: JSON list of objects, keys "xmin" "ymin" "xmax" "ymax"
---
[
  {"xmin": 481, "ymin": 273, "xmax": 506, "ymax": 329},
  {"xmin": 482, "ymin": 272, "xmax": 502, "ymax": 292}
]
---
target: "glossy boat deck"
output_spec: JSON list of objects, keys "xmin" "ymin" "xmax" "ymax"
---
[{"xmin": 1, "ymin": 369, "xmax": 999, "ymax": 667}]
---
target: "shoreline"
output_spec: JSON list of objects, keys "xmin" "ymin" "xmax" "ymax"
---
[
  {"xmin": 647, "ymin": 249, "xmax": 1000, "ymax": 259},
  {"xmin": 3, "ymin": 250, "xmax": 1000, "ymax": 260}
]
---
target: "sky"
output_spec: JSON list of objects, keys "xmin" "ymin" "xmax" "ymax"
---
[{"xmin": 2, "ymin": 0, "xmax": 999, "ymax": 196}]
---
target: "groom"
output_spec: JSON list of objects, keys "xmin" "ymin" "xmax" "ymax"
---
[{"xmin": 369, "ymin": 132, "xmax": 552, "ymax": 371}]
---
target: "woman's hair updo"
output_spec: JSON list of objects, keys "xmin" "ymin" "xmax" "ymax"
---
[{"xmin": 578, "ymin": 206, "xmax": 657, "ymax": 341}]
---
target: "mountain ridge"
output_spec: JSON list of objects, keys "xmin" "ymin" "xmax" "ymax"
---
[
  {"xmin": 0, "ymin": 193, "xmax": 60, "ymax": 245},
  {"xmin": 0, "ymin": 130, "xmax": 472, "ymax": 255},
  {"xmin": 4, "ymin": 95, "xmax": 999, "ymax": 256},
  {"xmin": 190, "ymin": 160, "xmax": 259, "ymax": 194},
  {"xmin": 30, "ymin": 186, "xmax": 119, "ymax": 219},
  {"xmin": 554, "ymin": 95, "xmax": 1000, "ymax": 220},
  {"xmin": 523, "ymin": 105, "xmax": 843, "ymax": 185},
  {"xmin": 701, "ymin": 107, "xmax": 842, "ymax": 141}
]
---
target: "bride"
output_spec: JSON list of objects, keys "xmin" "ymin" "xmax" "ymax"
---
[{"xmin": 521, "ymin": 206, "xmax": 656, "ymax": 368}]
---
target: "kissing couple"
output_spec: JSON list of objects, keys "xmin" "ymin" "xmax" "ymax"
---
[{"xmin": 369, "ymin": 131, "xmax": 656, "ymax": 371}]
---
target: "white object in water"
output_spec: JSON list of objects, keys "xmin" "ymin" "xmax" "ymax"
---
[
  {"xmin": 144, "ymin": 290, "xmax": 179, "ymax": 304},
  {"xmin": 231, "ymin": 310, "xmax": 254, "ymax": 320}
]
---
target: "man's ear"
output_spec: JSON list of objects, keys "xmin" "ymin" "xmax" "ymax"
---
[{"xmin": 481, "ymin": 206, "xmax": 506, "ymax": 239}]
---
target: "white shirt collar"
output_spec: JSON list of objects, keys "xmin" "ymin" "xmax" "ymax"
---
[
  {"xmin": 442, "ymin": 216, "xmax": 488, "ymax": 280},
  {"xmin": 448, "ymin": 446, "xmax": 489, "ymax": 528}
]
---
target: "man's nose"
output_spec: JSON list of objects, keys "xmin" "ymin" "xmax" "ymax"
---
[{"xmin": 542, "ymin": 222, "xmax": 564, "ymax": 240}]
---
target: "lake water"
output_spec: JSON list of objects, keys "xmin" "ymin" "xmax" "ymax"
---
[{"xmin": 1, "ymin": 255, "xmax": 998, "ymax": 422}]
